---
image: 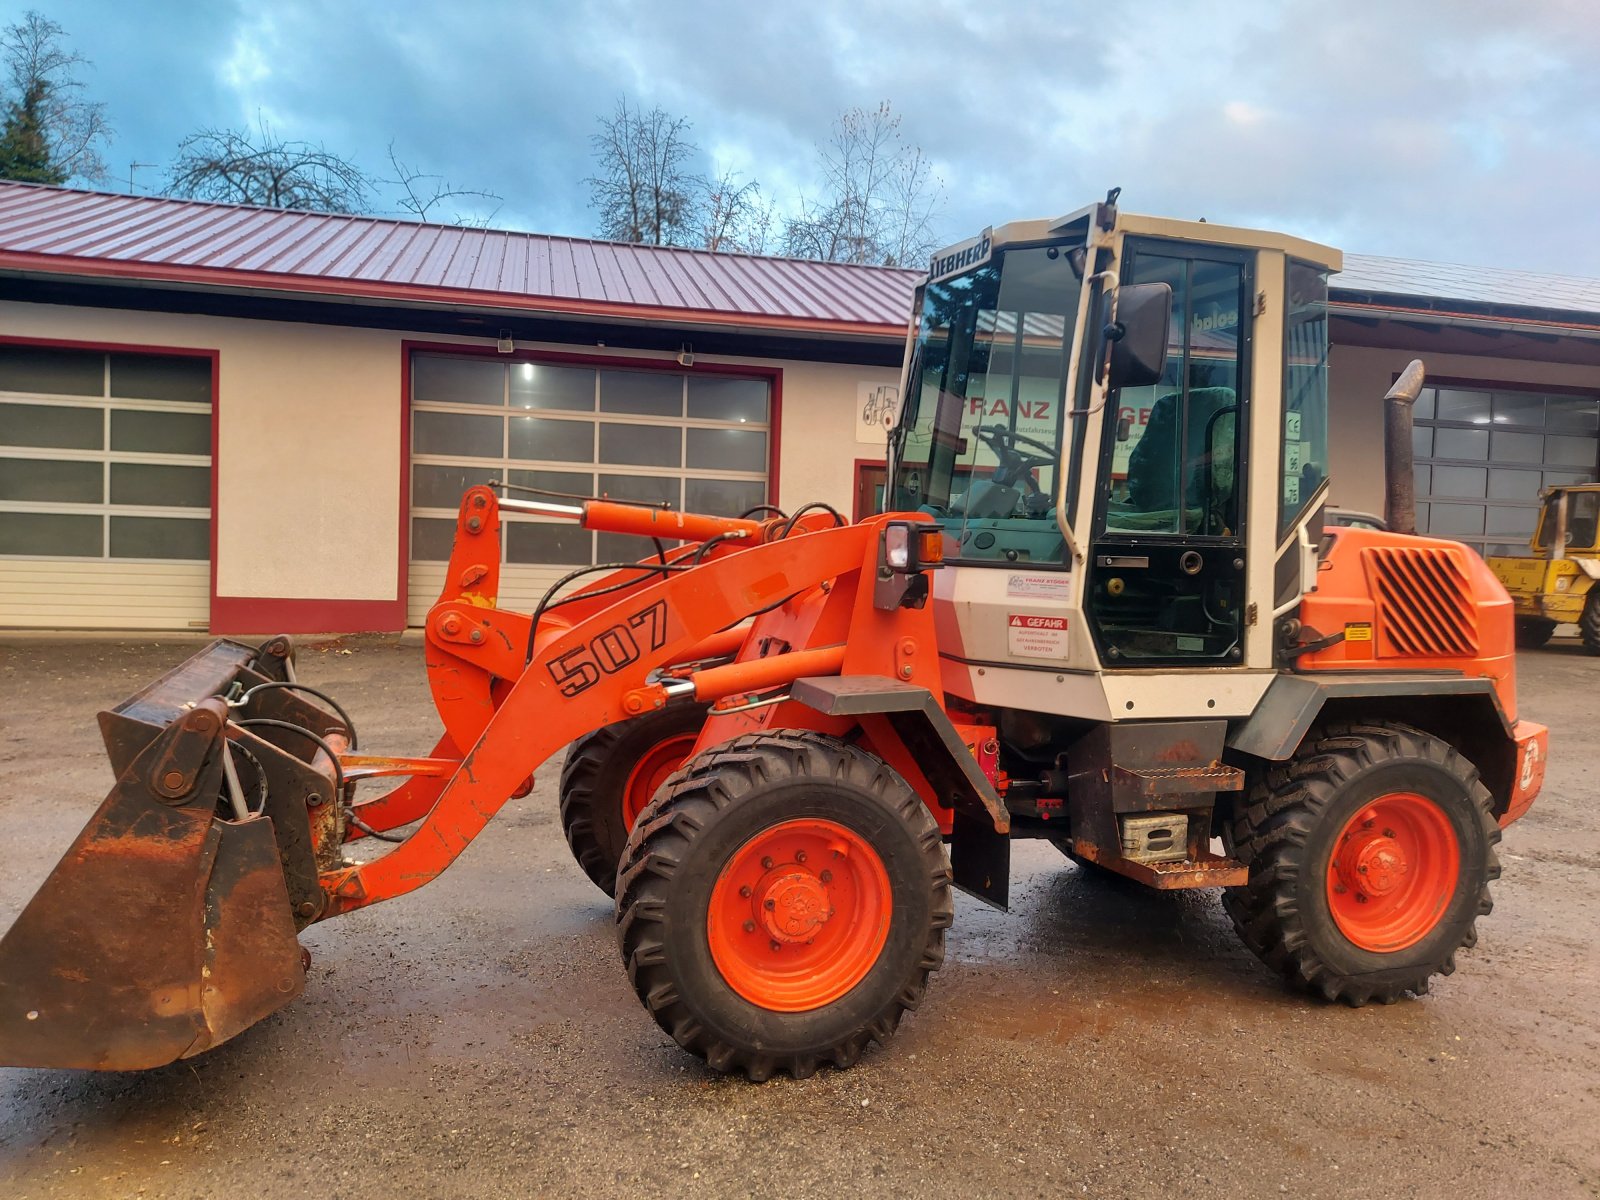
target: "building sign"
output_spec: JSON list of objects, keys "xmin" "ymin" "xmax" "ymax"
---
[{"xmin": 857, "ymin": 381, "xmax": 900, "ymax": 445}]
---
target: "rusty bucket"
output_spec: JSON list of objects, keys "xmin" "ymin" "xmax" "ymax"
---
[{"xmin": 0, "ymin": 639, "xmax": 343, "ymax": 1071}]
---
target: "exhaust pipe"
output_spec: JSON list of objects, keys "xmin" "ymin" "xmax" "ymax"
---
[{"xmin": 1383, "ymin": 359, "xmax": 1427, "ymax": 536}]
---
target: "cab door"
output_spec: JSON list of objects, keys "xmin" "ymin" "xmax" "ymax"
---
[{"xmin": 1087, "ymin": 241, "xmax": 1254, "ymax": 665}]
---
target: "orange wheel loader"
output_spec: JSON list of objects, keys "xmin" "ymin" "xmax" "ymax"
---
[{"xmin": 0, "ymin": 195, "xmax": 1548, "ymax": 1080}]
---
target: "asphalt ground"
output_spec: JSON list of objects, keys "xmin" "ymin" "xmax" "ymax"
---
[{"xmin": 0, "ymin": 635, "xmax": 1596, "ymax": 1199}]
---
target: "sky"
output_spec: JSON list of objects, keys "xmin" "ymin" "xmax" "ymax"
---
[{"xmin": 7, "ymin": 0, "xmax": 1600, "ymax": 276}]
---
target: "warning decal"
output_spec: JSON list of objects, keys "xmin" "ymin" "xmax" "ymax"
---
[{"xmin": 1008, "ymin": 614, "xmax": 1069, "ymax": 659}]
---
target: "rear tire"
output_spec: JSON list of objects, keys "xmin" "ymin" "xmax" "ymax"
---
[
  {"xmin": 615, "ymin": 731, "xmax": 953, "ymax": 1080},
  {"xmin": 559, "ymin": 704, "xmax": 706, "ymax": 897},
  {"xmin": 1515, "ymin": 617, "xmax": 1556, "ymax": 649},
  {"xmin": 1582, "ymin": 591, "xmax": 1600, "ymax": 656},
  {"xmin": 1222, "ymin": 720, "xmax": 1499, "ymax": 1006}
]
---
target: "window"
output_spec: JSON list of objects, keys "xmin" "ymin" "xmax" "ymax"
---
[
  {"xmin": 0, "ymin": 346, "xmax": 212, "ymax": 560},
  {"xmin": 1107, "ymin": 253, "xmax": 1247, "ymax": 537},
  {"xmin": 1282, "ymin": 261, "xmax": 1330, "ymax": 533},
  {"xmin": 890, "ymin": 241, "xmax": 1085, "ymax": 565},
  {"xmin": 1412, "ymin": 383, "xmax": 1599, "ymax": 555},
  {"xmin": 409, "ymin": 355, "xmax": 771, "ymax": 563}
]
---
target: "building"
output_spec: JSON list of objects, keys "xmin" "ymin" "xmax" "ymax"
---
[{"xmin": 2, "ymin": 181, "xmax": 1597, "ymax": 632}]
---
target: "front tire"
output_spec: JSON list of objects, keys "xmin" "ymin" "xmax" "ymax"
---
[
  {"xmin": 1223, "ymin": 721, "xmax": 1499, "ymax": 1006},
  {"xmin": 558, "ymin": 704, "xmax": 706, "ymax": 896},
  {"xmin": 615, "ymin": 731, "xmax": 953, "ymax": 1080}
]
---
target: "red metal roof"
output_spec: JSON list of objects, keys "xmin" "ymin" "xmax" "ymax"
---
[{"xmin": 0, "ymin": 181, "xmax": 922, "ymax": 337}]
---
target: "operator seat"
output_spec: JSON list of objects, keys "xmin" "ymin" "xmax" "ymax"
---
[{"xmin": 1126, "ymin": 385, "xmax": 1238, "ymax": 533}]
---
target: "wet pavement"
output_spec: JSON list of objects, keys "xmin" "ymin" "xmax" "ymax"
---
[{"xmin": 0, "ymin": 635, "xmax": 1596, "ymax": 1199}]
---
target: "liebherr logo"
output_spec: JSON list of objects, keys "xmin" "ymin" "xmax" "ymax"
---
[{"xmin": 929, "ymin": 229, "xmax": 993, "ymax": 282}]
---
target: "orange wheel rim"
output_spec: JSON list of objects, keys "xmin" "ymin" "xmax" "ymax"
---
[
  {"xmin": 1326, "ymin": 792, "xmax": 1460, "ymax": 952},
  {"xmin": 707, "ymin": 818, "xmax": 892, "ymax": 1012},
  {"xmin": 621, "ymin": 733, "xmax": 696, "ymax": 829}
]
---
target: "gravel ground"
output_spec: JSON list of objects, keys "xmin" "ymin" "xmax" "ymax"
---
[{"xmin": 0, "ymin": 635, "xmax": 1596, "ymax": 1199}]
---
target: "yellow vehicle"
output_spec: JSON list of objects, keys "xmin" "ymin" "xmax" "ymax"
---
[{"xmin": 1489, "ymin": 484, "xmax": 1600, "ymax": 652}]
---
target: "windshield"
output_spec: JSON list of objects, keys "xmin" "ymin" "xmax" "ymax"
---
[{"xmin": 888, "ymin": 241, "xmax": 1085, "ymax": 564}]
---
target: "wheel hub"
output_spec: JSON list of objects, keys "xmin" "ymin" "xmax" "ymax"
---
[
  {"xmin": 1325, "ymin": 794, "xmax": 1461, "ymax": 953},
  {"xmin": 706, "ymin": 818, "xmax": 893, "ymax": 1012},
  {"xmin": 1339, "ymin": 833, "xmax": 1408, "ymax": 897},
  {"xmin": 758, "ymin": 870, "xmax": 833, "ymax": 943}
]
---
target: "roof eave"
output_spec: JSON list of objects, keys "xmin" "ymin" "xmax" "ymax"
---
[
  {"xmin": 1332, "ymin": 291, "xmax": 1600, "ymax": 338},
  {"xmin": 0, "ymin": 253, "xmax": 910, "ymax": 344}
]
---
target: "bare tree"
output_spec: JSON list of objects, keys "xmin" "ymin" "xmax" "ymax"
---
[
  {"xmin": 587, "ymin": 98, "xmax": 700, "ymax": 246},
  {"xmin": 385, "ymin": 142, "xmax": 502, "ymax": 226},
  {"xmin": 166, "ymin": 120, "xmax": 371, "ymax": 212},
  {"xmin": 697, "ymin": 168, "xmax": 774, "ymax": 253},
  {"xmin": 782, "ymin": 102, "xmax": 944, "ymax": 267},
  {"xmin": 0, "ymin": 11, "xmax": 111, "ymax": 184}
]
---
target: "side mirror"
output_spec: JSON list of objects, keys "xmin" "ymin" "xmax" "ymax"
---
[{"xmin": 1107, "ymin": 281, "xmax": 1172, "ymax": 390}]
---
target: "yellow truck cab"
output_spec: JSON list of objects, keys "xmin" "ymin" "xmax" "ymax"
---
[{"xmin": 1488, "ymin": 484, "xmax": 1600, "ymax": 651}]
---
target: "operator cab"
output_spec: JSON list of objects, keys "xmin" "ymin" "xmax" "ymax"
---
[{"xmin": 887, "ymin": 197, "xmax": 1340, "ymax": 679}]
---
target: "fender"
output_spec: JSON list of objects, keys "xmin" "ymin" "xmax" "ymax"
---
[{"xmin": 789, "ymin": 675, "xmax": 1012, "ymax": 910}]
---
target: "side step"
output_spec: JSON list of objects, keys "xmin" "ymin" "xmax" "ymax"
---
[{"xmin": 1065, "ymin": 719, "xmax": 1249, "ymax": 889}]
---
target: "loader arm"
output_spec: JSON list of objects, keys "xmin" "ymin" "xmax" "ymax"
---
[{"xmin": 319, "ymin": 487, "xmax": 904, "ymax": 917}]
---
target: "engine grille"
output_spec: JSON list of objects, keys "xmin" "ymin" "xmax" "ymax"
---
[{"xmin": 1363, "ymin": 545, "xmax": 1479, "ymax": 658}]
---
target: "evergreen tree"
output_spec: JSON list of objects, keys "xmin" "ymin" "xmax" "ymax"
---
[{"xmin": 0, "ymin": 79, "xmax": 66, "ymax": 184}]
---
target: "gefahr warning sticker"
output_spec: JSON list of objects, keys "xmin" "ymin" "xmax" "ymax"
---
[{"xmin": 1008, "ymin": 614, "xmax": 1069, "ymax": 659}]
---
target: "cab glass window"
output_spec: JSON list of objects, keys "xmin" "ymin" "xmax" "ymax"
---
[
  {"xmin": 1282, "ymin": 261, "xmax": 1330, "ymax": 534},
  {"xmin": 1107, "ymin": 253, "xmax": 1245, "ymax": 538}
]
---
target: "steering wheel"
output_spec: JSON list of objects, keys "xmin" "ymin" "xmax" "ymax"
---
[{"xmin": 973, "ymin": 424, "xmax": 1057, "ymax": 493}]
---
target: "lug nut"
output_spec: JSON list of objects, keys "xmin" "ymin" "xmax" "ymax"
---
[
  {"xmin": 764, "ymin": 898, "xmax": 775, "ymax": 910},
  {"xmin": 761, "ymin": 856, "xmax": 775, "ymax": 870},
  {"xmin": 1383, "ymin": 829, "xmax": 1396, "ymax": 838},
  {"xmin": 795, "ymin": 850, "xmax": 807, "ymax": 863},
  {"xmin": 820, "ymin": 870, "xmax": 833, "ymax": 884},
  {"xmin": 1356, "ymin": 894, "xmax": 1369, "ymax": 903},
  {"xmin": 739, "ymin": 885, "xmax": 752, "ymax": 898},
  {"xmin": 770, "ymin": 941, "xmax": 782, "ymax": 952},
  {"xmin": 743, "ymin": 920, "xmax": 756, "ymax": 933}
]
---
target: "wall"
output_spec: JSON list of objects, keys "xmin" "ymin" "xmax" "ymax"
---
[
  {"xmin": 0, "ymin": 299, "xmax": 897, "ymax": 632},
  {"xmin": 1327, "ymin": 341, "xmax": 1600, "ymax": 515}
]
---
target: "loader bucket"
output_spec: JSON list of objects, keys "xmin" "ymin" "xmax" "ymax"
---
[{"xmin": 0, "ymin": 638, "xmax": 346, "ymax": 1071}]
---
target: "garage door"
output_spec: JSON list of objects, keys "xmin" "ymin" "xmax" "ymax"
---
[
  {"xmin": 0, "ymin": 344, "xmax": 213, "ymax": 629},
  {"xmin": 1412, "ymin": 382, "xmax": 1599, "ymax": 555},
  {"xmin": 407, "ymin": 354, "xmax": 771, "ymax": 624}
]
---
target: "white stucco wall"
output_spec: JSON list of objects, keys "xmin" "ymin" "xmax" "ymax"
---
[
  {"xmin": 1, "ymin": 299, "xmax": 896, "ymax": 628},
  {"xmin": 1, "ymin": 300, "xmax": 403, "ymax": 604}
]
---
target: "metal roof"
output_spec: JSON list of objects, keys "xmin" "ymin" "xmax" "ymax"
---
[
  {"xmin": 1338, "ymin": 252, "xmax": 1600, "ymax": 321},
  {"xmin": 0, "ymin": 181, "xmax": 922, "ymax": 337},
  {"xmin": 4, "ymin": 181, "xmax": 1599, "ymax": 336}
]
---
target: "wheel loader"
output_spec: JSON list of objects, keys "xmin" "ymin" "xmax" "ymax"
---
[
  {"xmin": 1487, "ymin": 483, "xmax": 1600, "ymax": 652},
  {"xmin": 0, "ymin": 195, "xmax": 1549, "ymax": 1081}
]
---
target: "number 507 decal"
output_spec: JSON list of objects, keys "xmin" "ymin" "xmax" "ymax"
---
[{"xmin": 547, "ymin": 599, "xmax": 669, "ymax": 697}]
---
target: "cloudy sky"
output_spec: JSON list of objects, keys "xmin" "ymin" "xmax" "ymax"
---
[{"xmin": 9, "ymin": 0, "xmax": 1600, "ymax": 275}]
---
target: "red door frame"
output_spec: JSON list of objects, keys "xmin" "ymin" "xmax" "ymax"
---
[{"xmin": 0, "ymin": 334, "xmax": 231, "ymax": 629}]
